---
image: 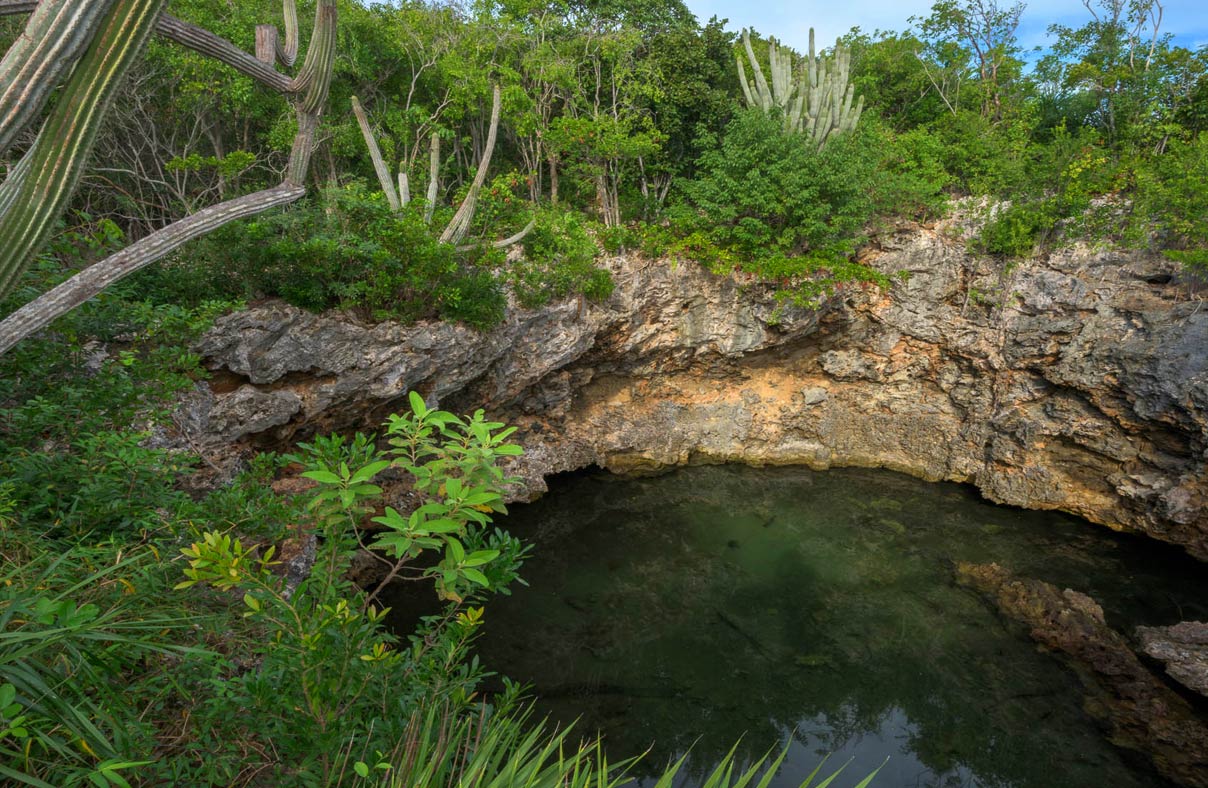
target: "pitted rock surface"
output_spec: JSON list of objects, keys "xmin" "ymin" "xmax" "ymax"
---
[
  {"xmin": 1137, "ymin": 621, "xmax": 1208, "ymax": 699},
  {"xmin": 188, "ymin": 216, "xmax": 1208, "ymax": 559}
]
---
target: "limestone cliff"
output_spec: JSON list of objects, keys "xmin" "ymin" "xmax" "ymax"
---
[{"xmin": 186, "ymin": 216, "xmax": 1208, "ymax": 560}]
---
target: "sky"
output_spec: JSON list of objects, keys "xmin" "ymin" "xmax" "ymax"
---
[{"xmin": 681, "ymin": 0, "xmax": 1208, "ymax": 56}]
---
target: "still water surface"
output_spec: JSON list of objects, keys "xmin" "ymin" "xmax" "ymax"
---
[{"xmin": 473, "ymin": 465, "xmax": 1208, "ymax": 788}]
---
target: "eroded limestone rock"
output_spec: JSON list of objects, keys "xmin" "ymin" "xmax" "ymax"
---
[
  {"xmin": 1137, "ymin": 621, "xmax": 1208, "ymax": 700},
  {"xmin": 187, "ymin": 216, "xmax": 1208, "ymax": 559}
]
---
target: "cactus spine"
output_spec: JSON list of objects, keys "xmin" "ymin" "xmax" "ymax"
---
[{"xmin": 737, "ymin": 28, "xmax": 864, "ymax": 148}]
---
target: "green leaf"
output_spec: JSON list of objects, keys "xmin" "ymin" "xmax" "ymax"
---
[
  {"xmin": 372, "ymin": 507, "xmax": 407, "ymax": 529},
  {"xmin": 462, "ymin": 567, "xmax": 490, "ymax": 587},
  {"xmin": 354, "ymin": 761, "xmax": 370, "ymax": 778},
  {"xmin": 0, "ymin": 763, "xmax": 55, "ymax": 788},
  {"xmin": 349, "ymin": 460, "xmax": 391, "ymax": 484},
  {"xmin": 462, "ymin": 492, "xmax": 500, "ymax": 507},
  {"xmin": 408, "ymin": 390, "xmax": 427, "ymax": 417},
  {"xmin": 446, "ymin": 537, "xmax": 465, "ymax": 564},
  {"xmin": 371, "ymin": 533, "xmax": 413, "ymax": 555},
  {"xmin": 810, "ymin": 757, "xmax": 853, "ymax": 788},
  {"xmin": 849, "ymin": 758, "xmax": 887, "ymax": 788},
  {"xmin": 301, "ymin": 470, "xmax": 342, "ymax": 485},
  {"xmin": 463, "ymin": 550, "xmax": 500, "ymax": 567},
  {"xmin": 422, "ymin": 518, "xmax": 462, "ymax": 534}
]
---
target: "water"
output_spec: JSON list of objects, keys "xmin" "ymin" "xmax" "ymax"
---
[{"xmin": 469, "ymin": 465, "xmax": 1208, "ymax": 788}]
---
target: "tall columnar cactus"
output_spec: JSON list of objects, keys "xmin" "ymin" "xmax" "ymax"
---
[
  {"xmin": 439, "ymin": 84, "xmax": 501, "ymax": 245},
  {"xmin": 0, "ymin": 0, "xmax": 337, "ymax": 354},
  {"xmin": 737, "ymin": 28, "xmax": 864, "ymax": 149},
  {"xmin": 0, "ymin": 0, "xmax": 166, "ymax": 299},
  {"xmin": 351, "ymin": 85, "xmax": 534, "ymax": 249},
  {"xmin": 0, "ymin": 0, "xmax": 118, "ymax": 157}
]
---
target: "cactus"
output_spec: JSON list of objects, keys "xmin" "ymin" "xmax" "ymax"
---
[
  {"xmin": 425, "ymin": 132, "xmax": 440, "ymax": 225},
  {"xmin": 737, "ymin": 28, "xmax": 864, "ymax": 149},
  {"xmin": 439, "ymin": 84, "xmax": 501, "ymax": 245},
  {"xmin": 352, "ymin": 85, "xmax": 532, "ymax": 249},
  {"xmin": 0, "ymin": 0, "xmax": 118, "ymax": 157},
  {"xmin": 352, "ymin": 95, "xmax": 401, "ymax": 211},
  {"xmin": 0, "ymin": 0, "xmax": 337, "ymax": 354},
  {"xmin": 0, "ymin": 0, "xmax": 167, "ymax": 299}
]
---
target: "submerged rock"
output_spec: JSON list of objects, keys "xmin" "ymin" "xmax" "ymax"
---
[
  {"xmin": 1137, "ymin": 621, "xmax": 1208, "ymax": 700},
  {"xmin": 186, "ymin": 210, "xmax": 1208, "ymax": 560},
  {"xmin": 955, "ymin": 562, "xmax": 1208, "ymax": 788}
]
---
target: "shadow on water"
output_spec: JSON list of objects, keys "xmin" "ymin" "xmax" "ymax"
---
[{"xmin": 423, "ymin": 466, "xmax": 1208, "ymax": 787}]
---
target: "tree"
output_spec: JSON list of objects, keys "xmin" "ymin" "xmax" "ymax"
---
[
  {"xmin": 1038, "ymin": 0, "xmax": 1167, "ymax": 145},
  {"xmin": 638, "ymin": 15, "xmax": 737, "ymax": 209},
  {"xmin": 0, "ymin": 0, "xmax": 337, "ymax": 355},
  {"xmin": 840, "ymin": 28, "xmax": 951, "ymax": 130},
  {"xmin": 915, "ymin": 0, "xmax": 1025, "ymax": 122}
]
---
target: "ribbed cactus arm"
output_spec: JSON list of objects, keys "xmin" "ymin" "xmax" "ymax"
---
[
  {"xmin": 0, "ymin": 0, "xmax": 167, "ymax": 299},
  {"xmin": 0, "ymin": 0, "xmax": 118, "ymax": 156},
  {"xmin": 0, "ymin": 0, "xmax": 338, "ymax": 351},
  {"xmin": 734, "ymin": 25, "xmax": 863, "ymax": 149},
  {"xmin": 740, "ymin": 29, "xmax": 773, "ymax": 110},
  {"xmin": 737, "ymin": 55, "xmax": 756, "ymax": 108},
  {"xmin": 285, "ymin": 0, "xmax": 336, "ymax": 185}
]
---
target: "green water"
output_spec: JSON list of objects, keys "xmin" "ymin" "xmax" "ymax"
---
[{"xmin": 471, "ymin": 465, "xmax": 1208, "ymax": 788}]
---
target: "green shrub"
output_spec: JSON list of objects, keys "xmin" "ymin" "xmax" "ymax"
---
[
  {"xmin": 673, "ymin": 110, "xmax": 921, "ymax": 306},
  {"xmin": 1129, "ymin": 135, "xmax": 1208, "ymax": 272},
  {"xmin": 510, "ymin": 210, "xmax": 614, "ymax": 308},
  {"xmin": 868, "ymin": 123, "xmax": 952, "ymax": 221},
  {"xmin": 683, "ymin": 109, "xmax": 874, "ymax": 258},
  {"xmin": 133, "ymin": 183, "xmax": 508, "ymax": 329},
  {"xmin": 972, "ymin": 130, "xmax": 1124, "ymax": 258},
  {"xmin": 975, "ymin": 201, "xmax": 1056, "ymax": 258},
  {"xmin": 925, "ymin": 109, "xmax": 1035, "ymax": 198},
  {"xmin": 594, "ymin": 222, "xmax": 635, "ymax": 254}
]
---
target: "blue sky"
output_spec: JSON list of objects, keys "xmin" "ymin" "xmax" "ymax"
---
[{"xmin": 681, "ymin": 0, "xmax": 1208, "ymax": 55}]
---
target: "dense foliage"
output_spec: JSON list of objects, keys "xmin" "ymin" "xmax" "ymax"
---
[{"xmin": 31, "ymin": 0, "xmax": 1201, "ymax": 326}]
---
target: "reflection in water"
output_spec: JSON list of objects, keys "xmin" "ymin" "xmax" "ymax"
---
[{"xmin": 470, "ymin": 466, "xmax": 1208, "ymax": 787}]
